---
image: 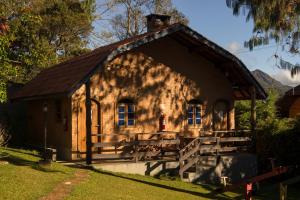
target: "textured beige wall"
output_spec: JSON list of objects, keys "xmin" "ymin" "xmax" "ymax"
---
[{"xmin": 71, "ymin": 38, "xmax": 235, "ymax": 157}]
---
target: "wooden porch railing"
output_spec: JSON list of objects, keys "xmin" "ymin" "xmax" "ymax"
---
[
  {"xmin": 91, "ymin": 132, "xmax": 180, "ymax": 161},
  {"xmin": 179, "ymin": 137, "xmax": 202, "ymax": 179},
  {"xmin": 179, "ymin": 130, "xmax": 251, "ymax": 180}
]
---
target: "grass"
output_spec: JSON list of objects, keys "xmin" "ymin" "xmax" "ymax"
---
[
  {"xmin": 67, "ymin": 169, "xmax": 243, "ymax": 200},
  {"xmin": 0, "ymin": 147, "xmax": 75, "ymax": 200},
  {"xmin": 0, "ymin": 147, "xmax": 299, "ymax": 200}
]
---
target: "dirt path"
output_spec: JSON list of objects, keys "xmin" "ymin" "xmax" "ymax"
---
[{"xmin": 39, "ymin": 169, "xmax": 89, "ymax": 200}]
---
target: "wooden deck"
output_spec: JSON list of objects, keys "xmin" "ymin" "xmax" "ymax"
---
[
  {"xmin": 89, "ymin": 130, "xmax": 252, "ymax": 164},
  {"xmin": 91, "ymin": 132, "xmax": 180, "ymax": 161}
]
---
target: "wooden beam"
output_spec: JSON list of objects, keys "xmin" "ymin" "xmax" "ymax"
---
[
  {"xmin": 250, "ymin": 86, "xmax": 256, "ymax": 132},
  {"xmin": 85, "ymin": 80, "xmax": 92, "ymax": 165},
  {"xmin": 93, "ymin": 153, "xmax": 133, "ymax": 160},
  {"xmin": 250, "ymin": 86, "xmax": 257, "ymax": 152},
  {"xmin": 219, "ymin": 137, "xmax": 251, "ymax": 142}
]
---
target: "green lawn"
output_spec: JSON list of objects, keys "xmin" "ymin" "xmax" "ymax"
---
[
  {"xmin": 67, "ymin": 170, "xmax": 242, "ymax": 200},
  {"xmin": 0, "ymin": 147, "xmax": 75, "ymax": 200},
  {"xmin": 0, "ymin": 147, "xmax": 299, "ymax": 200}
]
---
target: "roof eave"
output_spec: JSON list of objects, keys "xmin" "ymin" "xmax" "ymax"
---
[
  {"xmin": 11, "ymin": 92, "xmax": 68, "ymax": 102},
  {"xmin": 12, "ymin": 23, "xmax": 268, "ymax": 100}
]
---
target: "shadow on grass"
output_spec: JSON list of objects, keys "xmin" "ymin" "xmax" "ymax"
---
[
  {"xmin": 3, "ymin": 147, "xmax": 41, "ymax": 158},
  {"xmin": 2, "ymin": 153, "xmax": 66, "ymax": 173},
  {"xmin": 89, "ymin": 168, "xmax": 243, "ymax": 200}
]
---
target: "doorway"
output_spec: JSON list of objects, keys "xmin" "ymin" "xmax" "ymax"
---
[
  {"xmin": 213, "ymin": 100, "xmax": 229, "ymax": 131},
  {"xmin": 91, "ymin": 99, "xmax": 101, "ymax": 153},
  {"xmin": 79, "ymin": 99, "xmax": 101, "ymax": 155}
]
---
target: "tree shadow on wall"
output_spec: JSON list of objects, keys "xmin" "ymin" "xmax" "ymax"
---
[{"xmin": 71, "ymin": 51, "xmax": 219, "ymax": 155}]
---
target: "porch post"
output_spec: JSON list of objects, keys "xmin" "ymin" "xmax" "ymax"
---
[
  {"xmin": 250, "ymin": 86, "xmax": 256, "ymax": 151},
  {"xmin": 250, "ymin": 86, "xmax": 256, "ymax": 132},
  {"xmin": 85, "ymin": 80, "xmax": 92, "ymax": 165}
]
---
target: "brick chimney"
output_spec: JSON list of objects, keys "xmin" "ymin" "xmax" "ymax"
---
[{"xmin": 146, "ymin": 14, "xmax": 171, "ymax": 32}]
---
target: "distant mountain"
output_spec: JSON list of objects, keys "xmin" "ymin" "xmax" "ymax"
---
[{"xmin": 251, "ymin": 69, "xmax": 291, "ymax": 96}]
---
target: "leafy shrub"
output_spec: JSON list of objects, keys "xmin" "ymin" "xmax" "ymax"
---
[{"xmin": 235, "ymin": 89, "xmax": 300, "ymax": 170}]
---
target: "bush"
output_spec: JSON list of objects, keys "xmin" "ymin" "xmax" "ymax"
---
[
  {"xmin": 257, "ymin": 118, "xmax": 300, "ymax": 167},
  {"xmin": 235, "ymin": 90, "xmax": 300, "ymax": 171}
]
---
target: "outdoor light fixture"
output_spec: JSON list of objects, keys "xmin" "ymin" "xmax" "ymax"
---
[
  {"xmin": 39, "ymin": 102, "xmax": 51, "ymax": 165},
  {"xmin": 43, "ymin": 102, "xmax": 48, "ymax": 154},
  {"xmin": 43, "ymin": 103, "xmax": 48, "ymax": 113}
]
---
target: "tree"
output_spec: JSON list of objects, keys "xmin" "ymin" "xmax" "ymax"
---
[
  {"xmin": 226, "ymin": 0, "xmax": 300, "ymax": 75},
  {"xmin": 98, "ymin": 0, "xmax": 188, "ymax": 41},
  {"xmin": 235, "ymin": 89, "xmax": 300, "ymax": 168},
  {"xmin": 0, "ymin": 0, "xmax": 96, "ymax": 102},
  {"xmin": 235, "ymin": 89, "xmax": 280, "ymax": 130}
]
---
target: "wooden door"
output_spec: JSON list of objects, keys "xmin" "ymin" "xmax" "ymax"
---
[
  {"xmin": 79, "ymin": 100, "xmax": 100, "ymax": 155},
  {"xmin": 91, "ymin": 100, "xmax": 101, "ymax": 153},
  {"xmin": 213, "ymin": 101, "xmax": 228, "ymax": 131}
]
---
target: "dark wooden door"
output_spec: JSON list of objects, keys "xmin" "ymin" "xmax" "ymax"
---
[{"xmin": 213, "ymin": 101, "xmax": 228, "ymax": 131}]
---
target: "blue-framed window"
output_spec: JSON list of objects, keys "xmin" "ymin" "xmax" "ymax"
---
[
  {"xmin": 117, "ymin": 101, "xmax": 135, "ymax": 127},
  {"xmin": 118, "ymin": 105, "xmax": 126, "ymax": 126},
  {"xmin": 187, "ymin": 102, "xmax": 202, "ymax": 126},
  {"xmin": 127, "ymin": 104, "xmax": 135, "ymax": 126}
]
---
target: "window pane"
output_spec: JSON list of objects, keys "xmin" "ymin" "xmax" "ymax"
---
[
  {"xmin": 188, "ymin": 112, "xmax": 194, "ymax": 119},
  {"xmin": 196, "ymin": 105, "xmax": 201, "ymax": 124},
  {"xmin": 128, "ymin": 104, "xmax": 134, "ymax": 113},
  {"xmin": 128, "ymin": 113, "xmax": 134, "ymax": 119},
  {"xmin": 118, "ymin": 120, "xmax": 125, "ymax": 126},
  {"xmin": 188, "ymin": 106, "xmax": 193, "ymax": 113},
  {"xmin": 196, "ymin": 118, "xmax": 201, "ymax": 124},
  {"xmin": 188, "ymin": 118, "xmax": 194, "ymax": 125},
  {"xmin": 118, "ymin": 113, "xmax": 125, "ymax": 119},
  {"xmin": 118, "ymin": 106, "xmax": 125, "ymax": 113},
  {"xmin": 128, "ymin": 119, "xmax": 135, "ymax": 126}
]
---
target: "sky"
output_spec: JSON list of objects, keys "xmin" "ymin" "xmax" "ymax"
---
[
  {"xmin": 172, "ymin": 0, "xmax": 300, "ymax": 87},
  {"xmin": 94, "ymin": 0, "xmax": 300, "ymax": 86}
]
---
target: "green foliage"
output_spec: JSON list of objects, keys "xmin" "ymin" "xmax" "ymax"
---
[
  {"xmin": 235, "ymin": 89, "xmax": 281, "ymax": 130},
  {"xmin": 235, "ymin": 89, "xmax": 300, "ymax": 168},
  {"xmin": 226, "ymin": 0, "xmax": 300, "ymax": 75},
  {"xmin": 0, "ymin": 0, "xmax": 96, "ymax": 102},
  {"xmin": 256, "ymin": 119, "xmax": 300, "ymax": 168},
  {"xmin": 226, "ymin": 0, "xmax": 300, "ymax": 52}
]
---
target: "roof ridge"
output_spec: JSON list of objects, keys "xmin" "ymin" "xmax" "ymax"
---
[
  {"xmin": 11, "ymin": 22, "xmax": 266, "ymax": 100},
  {"xmin": 39, "ymin": 31, "xmax": 157, "ymax": 73}
]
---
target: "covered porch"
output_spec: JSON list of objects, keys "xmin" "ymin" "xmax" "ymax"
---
[{"xmin": 84, "ymin": 80, "xmax": 260, "ymax": 165}]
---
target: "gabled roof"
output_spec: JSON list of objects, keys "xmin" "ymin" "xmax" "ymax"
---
[
  {"xmin": 284, "ymin": 85, "xmax": 300, "ymax": 96},
  {"xmin": 11, "ymin": 23, "xmax": 267, "ymax": 100}
]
